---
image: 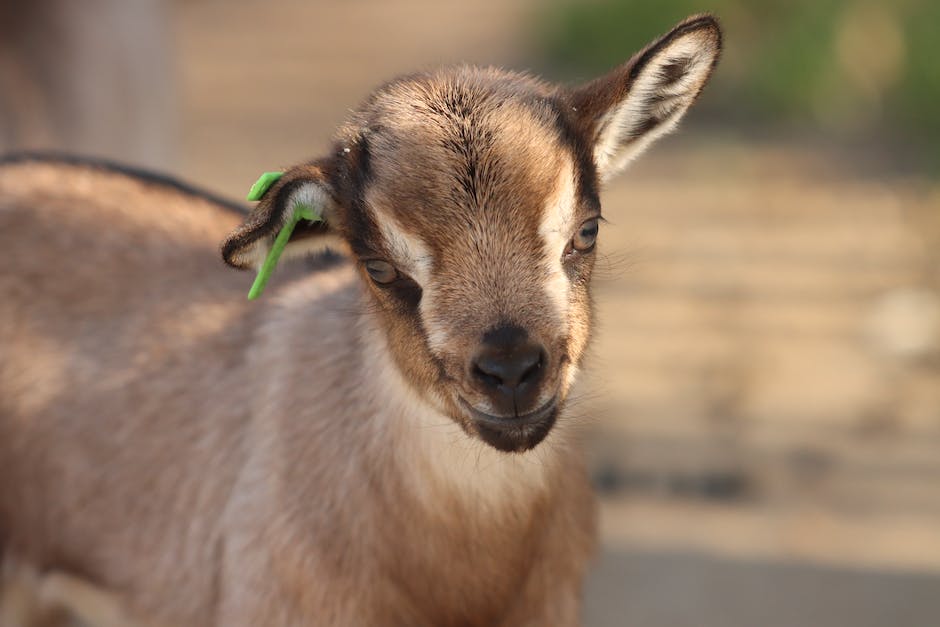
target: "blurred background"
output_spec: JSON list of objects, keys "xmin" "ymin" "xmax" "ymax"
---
[{"xmin": 2, "ymin": 1, "xmax": 939, "ymax": 625}]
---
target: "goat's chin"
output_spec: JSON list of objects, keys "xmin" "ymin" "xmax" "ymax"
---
[
  {"xmin": 456, "ymin": 397, "xmax": 560, "ymax": 454},
  {"xmin": 472, "ymin": 408, "xmax": 558, "ymax": 453}
]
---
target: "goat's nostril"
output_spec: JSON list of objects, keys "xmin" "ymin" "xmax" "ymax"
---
[
  {"xmin": 472, "ymin": 363, "xmax": 503, "ymax": 388},
  {"xmin": 519, "ymin": 350, "xmax": 544, "ymax": 385}
]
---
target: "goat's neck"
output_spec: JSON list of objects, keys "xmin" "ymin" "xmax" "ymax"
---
[
  {"xmin": 256, "ymin": 274, "xmax": 566, "ymax": 516},
  {"xmin": 357, "ymin": 307, "xmax": 560, "ymax": 510}
]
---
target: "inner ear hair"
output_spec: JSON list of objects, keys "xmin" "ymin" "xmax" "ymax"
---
[
  {"xmin": 221, "ymin": 163, "xmax": 340, "ymax": 270},
  {"xmin": 571, "ymin": 14, "xmax": 722, "ymax": 180}
]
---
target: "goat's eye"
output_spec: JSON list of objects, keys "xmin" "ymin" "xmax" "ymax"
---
[
  {"xmin": 364, "ymin": 259, "xmax": 398, "ymax": 284},
  {"xmin": 571, "ymin": 218, "xmax": 599, "ymax": 252}
]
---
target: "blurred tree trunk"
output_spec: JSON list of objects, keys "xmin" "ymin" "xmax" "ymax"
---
[{"xmin": 0, "ymin": 0, "xmax": 176, "ymax": 169}]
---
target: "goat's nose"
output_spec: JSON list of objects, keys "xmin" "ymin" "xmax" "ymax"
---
[
  {"xmin": 470, "ymin": 327, "xmax": 546, "ymax": 411},
  {"xmin": 472, "ymin": 344, "xmax": 543, "ymax": 390}
]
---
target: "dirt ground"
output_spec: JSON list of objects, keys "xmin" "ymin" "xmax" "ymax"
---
[{"xmin": 176, "ymin": 0, "xmax": 940, "ymax": 623}]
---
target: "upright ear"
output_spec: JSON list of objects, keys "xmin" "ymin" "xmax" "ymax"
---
[
  {"xmin": 221, "ymin": 162, "xmax": 343, "ymax": 269},
  {"xmin": 570, "ymin": 14, "xmax": 722, "ymax": 181}
]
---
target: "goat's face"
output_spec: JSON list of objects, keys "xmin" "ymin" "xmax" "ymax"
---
[
  {"xmin": 223, "ymin": 15, "xmax": 722, "ymax": 452},
  {"xmin": 342, "ymin": 79, "xmax": 599, "ymax": 452}
]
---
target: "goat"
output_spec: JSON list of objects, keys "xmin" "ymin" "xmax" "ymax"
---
[{"xmin": 0, "ymin": 15, "xmax": 721, "ymax": 626}]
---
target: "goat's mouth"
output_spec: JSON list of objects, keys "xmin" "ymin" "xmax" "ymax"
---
[{"xmin": 457, "ymin": 396, "xmax": 559, "ymax": 453}]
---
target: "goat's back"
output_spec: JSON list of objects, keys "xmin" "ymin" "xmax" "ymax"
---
[{"xmin": 0, "ymin": 156, "xmax": 262, "ymax": 622}]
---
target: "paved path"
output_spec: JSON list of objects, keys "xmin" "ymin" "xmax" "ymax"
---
[{"xmin": 587, "ymin": 548, "xmax": 940, "ymax": 627}]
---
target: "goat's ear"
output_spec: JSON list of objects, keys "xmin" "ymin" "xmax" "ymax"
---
[
  {"xmin": 570, "ymin": 14, "xmax": 721, "ymax": 181},
  {"xmin": 222, "ymin": 163, "xmax": 343, "ymax": 270}
]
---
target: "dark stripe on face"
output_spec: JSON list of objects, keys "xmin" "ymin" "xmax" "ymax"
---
[
  {"xmin": 330, "ymin": 129, "xmax": 446, "ymax": 393},
  {"xmin": 543, "ymin": 97, "xmax": 602, "ymax": 216},
  {"xmin": 331, "ymin": 134, "xmax": 384, "ymax": 258}
]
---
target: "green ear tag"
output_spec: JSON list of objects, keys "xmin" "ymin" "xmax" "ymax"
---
[
  {"xmin": 246, "ymin": 171, "xmax": 284, "ymax": 201},
  {"xmin": 245, "ymin": 171, "xmax": 322, "ymax": 300}
]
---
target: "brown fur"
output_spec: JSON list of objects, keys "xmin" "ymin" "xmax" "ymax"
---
[{"xmin": 0, "ymin": 15, "xmax": 721, "ymax": 626}]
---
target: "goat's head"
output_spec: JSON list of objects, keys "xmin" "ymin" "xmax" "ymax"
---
[{"xmin": 222, "ymin": 15, "xmax": 721, "ymax": 452}]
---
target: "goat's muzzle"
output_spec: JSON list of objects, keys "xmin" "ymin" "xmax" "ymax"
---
[{"xmin": 458, "ymin": 395, "xmax": 558, "ymax": 453}]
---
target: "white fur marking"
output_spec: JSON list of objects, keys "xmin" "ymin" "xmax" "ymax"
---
[
  {"xmin": 372, "ymin": 213, "xmax": 451, "ymax": 353},
  {"xmin": 375, "ymin": 214, "xmax": 434, "ymax": 287},
  {"xmin": 360, "ymin": 316, "xmax": 551, "ymax": 508},
  {"xmin": 538, "ymin": 162, "xmax": 578, "ymax": 327}
]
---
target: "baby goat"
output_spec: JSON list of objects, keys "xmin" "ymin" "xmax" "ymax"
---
[{"xmin": 0, "ymin": 15, "xmax": 721, "ymax": 627}]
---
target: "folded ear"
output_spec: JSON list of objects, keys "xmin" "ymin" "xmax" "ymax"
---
[
  {"xmin": 221, "ymin": 163, "xmax": 342, "ymax": 270},
  {"xmin": 570, "ymin": 14, "xmax": 722, "ymax": 181}
]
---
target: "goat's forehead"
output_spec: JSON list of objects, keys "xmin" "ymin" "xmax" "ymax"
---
[{"xmin": 360, "ymin": 79, "xmax": 574, "ymax": 254}]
